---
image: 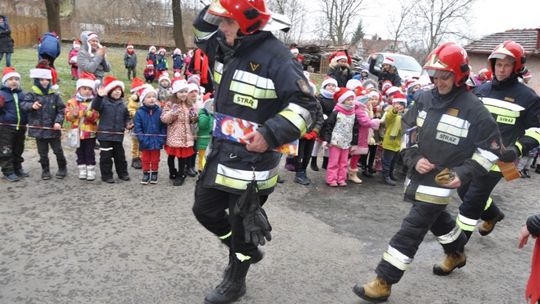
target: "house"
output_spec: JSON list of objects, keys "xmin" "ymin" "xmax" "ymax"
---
[{"xmin": 465, "ymin": 28, "xmax": 540, "ymax": 92}]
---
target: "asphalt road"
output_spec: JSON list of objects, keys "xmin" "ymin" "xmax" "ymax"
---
[{"xmin": 1, "ymin": 144, "xmax": 538, "ymax": 304}]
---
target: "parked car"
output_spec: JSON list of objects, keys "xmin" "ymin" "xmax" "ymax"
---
[{"xmin": 368, "ymin": 52, "xmax": 431, "ymax": 85}]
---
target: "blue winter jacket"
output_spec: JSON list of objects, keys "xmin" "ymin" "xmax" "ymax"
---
[
  {"xmin": 0, "ymin": 85, "xmax": 27, "ymax": 129},
  {"xmin": 172, "ymin": 54, "xmax": 184, "ymax": 70},
  {"xmin": 38, "ymin": 32, "xmax": 61, "ymax": 59},
  {"xmin": 134, "ymin": 104, "xmax": 166, "ymax": 150}
]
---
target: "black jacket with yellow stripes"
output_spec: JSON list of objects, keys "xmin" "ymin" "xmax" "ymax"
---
[
  {"xmin": 401, "ymin": 86, "xmax": 502, "ymax": 204},
  {"xmin": 193, "ymin": 7, "xmax": 317, "ymax": 195},
  {"xmin": 474, "ymin": 75, "xmax": 540, "ymax": 155}
]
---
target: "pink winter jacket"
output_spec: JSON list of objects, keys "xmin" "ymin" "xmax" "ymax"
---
[
  {"xmin": 351, "ymin": 102, "xmax": 380, "ymax": 155},
  {"xmin": 160, "ymin": 101, "xmax": 195, "ymax": 148}
]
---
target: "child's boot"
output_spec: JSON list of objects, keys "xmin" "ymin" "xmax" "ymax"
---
[
  {"xmin": 86, "ymin": 165, "xmax": 96, "ymax": 181},
  {"xmin": 141, "ymin": 171, "xmax": 150, "ymax": 184},
  {"xmin": 78, "ymin": 165, "xmax": 87, "ymax": 180},
  {"xmin": 150, "ymin": 171, "xmax": 158, "ymax": 184}
]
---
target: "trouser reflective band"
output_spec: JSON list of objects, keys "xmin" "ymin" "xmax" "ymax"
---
[
  {"xmin": 484, "ymin": 197, "xmax": 493, "ymax": 211},
  {"xmin": 456, "ymin": 214, "xmax": 478, "ymax": 232},
  {"xmin": 382, "ymin": 245, "xmax": 412, "ymax": 271},
  {"xmin": 235, "ymin": 252, "xmax": 252, "ymax": 262},
  {"xmin": 437, "ymin": 226, "xmax": 462, "ymax": 244},
  {"xmin": 415, "ymin": 185, "xmax": 452, "ymax": 204},
  {"xmin": 215, "ymin": 164, "xmax": 278, "ymax": 190},
  {"xmin": 515, "ymin": 141, "xmax": 523, "ymax": 156},
  {"xmin": 219, "ymin": 231, "xmax": 232, "ymax": 240}
]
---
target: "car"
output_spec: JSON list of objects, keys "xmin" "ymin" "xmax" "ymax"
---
[{"xmin": 368, "ymin": 52, "xmax": 431, "ymax": 85}]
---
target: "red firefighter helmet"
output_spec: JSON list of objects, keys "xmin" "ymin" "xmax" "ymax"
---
[
  {"xmin": 423, "ymin": 42, "xmax": 470, "ymax": 87},
  {"xmin": 208, "ymin": 0, "xmax": 271, "ymax": 35},
  {"xmin": 488, "ymin": 40, "xmax": 526, "ymax": 74}
]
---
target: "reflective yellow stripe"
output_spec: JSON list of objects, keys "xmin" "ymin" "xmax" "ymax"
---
[
  {"xmin": 193, "ymin": 27, "xmax": 217, "ymax": 40},
  {"xmin": 382, "ymin": 246, "xmax": 412, "ymax": 271},
  {"xmin": 279, "ymin": 110, "xmax": 307, "ymax": 135},
  {"xmin": 490, "ymin": 163, "xmax": 501, "ymax": 172},
  {"xmin": 286, "ymin": 103, "xmax": 313, "ymax": 128},
  {"xmin": 484, "ymin": 105, "xmax": 520, "ymax": 118},
  {"xmin": 214, "ymin": 70, "xmax": 222, "ymax": 85},
  {"xmin": 525, "ymin": 128, "xmax": 540, "ymax": 144},
  {"xmin": 456, "ymin": 214, "xmax": 477, "ymax": 232},
  {"xmin": 215, "ymin": 174, "xmax": 278, "ymax": 191},
  {"xmin": 235, "ymin": 252, "xmax": 252, "ymax": 262},
  {"xmin": 437, "ymin": 226, "xmax": 462, "ymax": 244},
  {"xmin": 415, "ymin": 193, "xmax": 451, "ymax": 204},
  {"xmin": 484, "ymin": 197, "xmax": 493, "ymax": 211},
  {"xmin": 471, "ymin": 148, "xmax": 498, "ymax": 171},
  {"xmin": 515, "ymin": 142, "xmax": 523, "ymax": 156},
  {"xmin": 229, "ymin": 80, "xmax": 277, "ymax": 99},
  {"xmin": 219, "ymin": 231, "xmax": 232, "ymax": 240},
  {"xmin": 217, "ymin": 164, "xmax": 277, "ymax": 181}
]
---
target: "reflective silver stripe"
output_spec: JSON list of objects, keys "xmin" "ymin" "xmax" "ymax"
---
[
  {"xmin": 481, "ymin": 97, "xmax": 525, "ymax": 113},
  {"xmin": 235, "ymin": 252, "xmax": 252, "ymax": 262},
  {"xmin": 456, "ymin": 214, "xmax": 477, "ymax": 232},
  {"xmin": 436, "ymin": 114, "xmax": 470, "ymax": 138},
  {"xmin": 437, "ymin": 226, "xmax": 462, "ymax": 244},
  {"xmin": 286, "ymin": 103, "xmax": 313, "ymax": 128},
  {"xmin": 416, "ymin": 185, "xmax": 451, "ymax": 197},
  {"xmin": 382, "ymin": 245, "xmax": 412, "ymax": 271},
  {"xmin": 471, "ymin": 148, "xmax": 498, "ymax": 171},
  {"xmin": 193, "ymin": 27, "xmax": 218, "ymax": 41},
  {"xmin": 217, "ymin": 164, "xmax": 277, "ymax": 181},
  {"xmin": 219, "ymin": 231, "xmax": 232, "ymax": 239},
  {"xmin": 233, "ymin": 70, "xmax": 275, "ymax": 90},
  {"xmin": 215, "ymin": 61, "xmax": 224, "ymax": 74},
  {"xmin": 416, "ymin": 110, "xmax": 426, "ymax": 127},
  {"xmin": 99, "ymin": 147, "xmax": 113, "ymax": 151}
]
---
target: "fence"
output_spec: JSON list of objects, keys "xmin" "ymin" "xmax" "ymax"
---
[{"xmin": 10, "ymin": 23, "xmax": 40, "ymax": 48}]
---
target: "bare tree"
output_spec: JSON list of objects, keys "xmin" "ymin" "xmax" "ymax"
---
[
  {"xmin": 387, "ymin": 1, "xmax": 415, "ymax": 52},
  {"xmin": 412, "ymin": 0, "xmax": 475, "ymax": 59},
  {"xmin": 44, "ymin": 0, "xmax": 61, "ymax": 36},
  {"xmin": 319, "ymin": 0, "xmax": 365, "ymax": 46},
  {"xmin": 172, "ymin": 0, "xmax": 187, "ymax": 50}
]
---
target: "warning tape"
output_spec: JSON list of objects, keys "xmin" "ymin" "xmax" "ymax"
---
[{"xmin": 0, "ymin": 122, "xmax": 168, "ymax": 137}]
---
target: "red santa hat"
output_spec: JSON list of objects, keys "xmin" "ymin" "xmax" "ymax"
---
[
  {"xmin": 138, "ymin": 85, "xmax": 157, "ymax": 103},
  {"xmin": 331, "ymin": 51, "xmax": 349, "ymax": 63},
  {"xmin": 290, "ymin": 48, "xmax": 299, "ymax": 55},
  {"xmin": 102, "ymin": 75, "xmax": 124, "ymax": 95},
  {"xmin": 171, "ymin": 77, "xmax": 188, "ymax": 94},
  {"xmin": 130, "ymin": 77, "xmax": 146, "ymax": 93},
  {"xmin": 187, "ymin": 74, "xmax": 201, "ymax": 85},
  {"xmin": 321, "ymin": 77, "xmax": 338, "ymax": 90},
  {"xmin": 73, "ymin": 40, "xmax": 81, "ymax": 49},
  {"xmin": 385, "ymin": 86, "xmax": 402, "ymax": 97},
  {"xmin": 381, "ymin": 80, "xmax": 393, "ymax": 93},
  {"xmin": 158, "ymin": 72, "xmax": 170, "ymax": 84},
  {"xmin": 2, "ymin": 67, "xmax": 21, "ymax": 84},
  {"xmin": 30, "ymin": 68, "xmax": 52, "ymax": 80},
  {"xmin": 382, "ymin": 56, "xmax": 395, "ymax": 66},
  {"xmin": 367, "ymin": 91, "xmax": 380, "ymax": 100},
  {"xmin": 346, "ymin": 79, "xmax": 362, "ymax": 91},
  {"xmin": 333, "ymin": 87, "xmax": 355, "ymax": 104},
  {"xmin": 187, "ymin": 83, "xmax": 200, "ymax": 93},
  {"xmin": 146, "ymin": 60, "xmax": 154, "ymax": 67},
  {"xmin": 392, "ymin": 92, "xmax": 407, "ymax": 105},
  {"xmin": 76, "ymin": 72, "xmax": 99, "ymax": 92}
]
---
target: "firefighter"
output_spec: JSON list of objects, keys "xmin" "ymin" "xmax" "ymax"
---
[
  {"xmin": 352, "ymin": 42, "xmax": 503, "ymax": 302},
  {"xmin": 455, "ymin": 41, "xmax": 540, "ymax": 239},
  {"xmin": 191, "ymin": 1, "xmax": 317, "ymax": 303}
]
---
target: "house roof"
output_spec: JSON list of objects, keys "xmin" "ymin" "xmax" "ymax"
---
[{"xmin": 465, "ymin": 28, "xmax": 540, "ymax": 56}]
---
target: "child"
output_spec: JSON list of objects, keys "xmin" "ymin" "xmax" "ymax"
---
[
  {"xmin": 124, "ymin": 44, "xmax": 137, "ymax": 80},
  {"xmin": 0, "ymin": 67, "xmax": 28, "ymax": 181},
  {"xmin": 172, "ymin": 48, "xmax": 184, "ymax": 75},
  {"xmin": 144, "ymin": 60, "xmax": 155, "ymax": 83},
  {"xmin": 322, "ymin": 88, "xmax": 356, "ymax": 187},
  {"xmin": 155, "ymin": 47, "xmax": 168, "ymax": 78},
  {"xmin": 311, "ymin": 77, "xmax": 338, "ymax": 171},
  {"xmin": 92, "ymin": 76, "xmax": 132, "ymax": 183},
  {"xmin": 68, "ymin": 40, "xmax": 80, "ymax": 80},
  {"xmin": 381, "ymin": 93, "xmax": 406, "ymax": 186},
  {"xmin": 21, "ymin": 66, "xmax": 66, "ymax": 180},
  {"xmin": 134, "ymin": 86, "xmax": 166, "ymax": 184},
  {"xmin": 157, "ymin": 72, "xmax": 172, "ymax": 106},
  {"xmin": 64, "ymin": 72, "xmax": 100, "ymax": 181},
  {"xmin": 127, "ymin": 77, "xmax": 146, "ymax": 169},
  {"xmin": 359, "ymin": 91, "xmax": 382, "ymax": 177},
  {"xmin": 185, "ymin": 83, "xmax": 200, "ymax": 177},
  {"xmin": 196, "ymin": 97, "xmax": 214, "ymax": 173},
  {"xmin": 146, "ymin": 46, "xmax": 157, "ymax": 67},
  {"xmin": 160, "ymin": 78, "xmax": 195, "ymax": 186}
]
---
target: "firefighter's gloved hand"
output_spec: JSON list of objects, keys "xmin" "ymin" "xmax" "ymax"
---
[
  {"xmin": 435, "ymin": 168, "xmax": 456, "ymax": 186},
  {"xmin": 243, "ymin": 207, "xmax": 272, "ymax": 246},
  {"xmin": 499, "ymin": 146, "xmax": 519, "ymax": 162}
]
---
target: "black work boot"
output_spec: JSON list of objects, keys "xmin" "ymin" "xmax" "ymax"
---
[
  {"xmin": 310, "ymin": 156, "xmax": 319, "ymax": 171},
  {"xmin": 204, "ymin": 255, "xmax": 251, "ymax": 304}
]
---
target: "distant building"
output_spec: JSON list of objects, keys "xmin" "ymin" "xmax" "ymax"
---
[
  {"xmin": 465, "ymin": 28, "xmax": 540, "ymax": 92},
  {"xmin": 351, "ymin": 38, "xmax": 406, "ymax": 60}
]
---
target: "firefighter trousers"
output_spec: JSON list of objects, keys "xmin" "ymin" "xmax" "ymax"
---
[
  {"xmin": 192, "ymin": 181, "xmax": 268, "ymax": 257},
  {"xmin": 457, "ymin": 171, "xmax": 503, "ymax": 238},
  {"xmin": 375, "ymin": 200, "xmax": 467, "ymax": 284}
]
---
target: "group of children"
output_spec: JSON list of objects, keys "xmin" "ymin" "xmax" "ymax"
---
[{"xmin": 0, "ymin": 61, "xmax": 213, "ymax": 186}]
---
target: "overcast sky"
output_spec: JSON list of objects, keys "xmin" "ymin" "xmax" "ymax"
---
[{"xmin": 304, "ymin": 0, "xmax": 540, "ymax": 41}]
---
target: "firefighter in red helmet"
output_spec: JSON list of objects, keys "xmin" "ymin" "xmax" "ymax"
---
[
  {"xmin": 352, "ymin": 42, "xmax": 503, "ymax": 302},
  {"xmin": 192, "ymin": 0, "xmax": 317, "ymax": 303}
]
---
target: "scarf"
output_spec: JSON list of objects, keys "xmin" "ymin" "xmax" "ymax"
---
[
  {"xmin": 320, "ymin": 89, "xmax": 334, "ymax": 99},
  {"xmin": 526, "ymin": 239, "xmax": 540, "ymax": 304}
]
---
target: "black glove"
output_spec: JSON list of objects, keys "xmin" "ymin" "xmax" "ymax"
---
[
  {"xmin": 243, "ymin": 207, "xmax": 272, "ymax": 246},
  {"xmin": 499, "ymin": 146, "xmax": 519, "ymax": 162},
  {"xmin": 234, "ymin": 180, "xmax": 272, "ymax": 246}
]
